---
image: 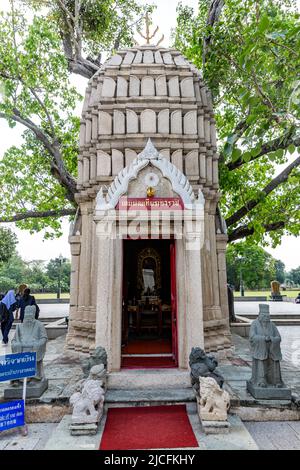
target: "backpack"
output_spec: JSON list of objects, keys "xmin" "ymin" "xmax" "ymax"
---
[{"xmin": 0, "ymin": 302, "xmax": 9, "ymax": 323}]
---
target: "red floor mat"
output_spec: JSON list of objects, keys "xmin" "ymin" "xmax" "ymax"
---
[
  {"xmin": 121, "ymin": 356, "xmax": 176, "ymax": 368},
  {"xmin": 99, "ymin": 405, "xmax": 198, "ymax": 450}
]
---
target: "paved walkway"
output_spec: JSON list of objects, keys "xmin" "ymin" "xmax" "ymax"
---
[
  {"xmin": 235, "ymin": 301, "xmax": 300, "ymax": 316},
  {"xmin": 244, "ymin": 421, "xmax": 300, "ymax": 450}
]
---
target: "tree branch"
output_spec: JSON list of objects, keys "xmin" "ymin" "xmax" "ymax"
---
[
  {"xmin": 0, "ymin": 109, "xmax": 77, "ymax": 203},
  {"xmin": 0, "ymin": 209, "xmax": 76, "ymax": 223},
  {"xmin": 226, "ymin": 153, "xmax": 300, "ymax": 227},
  {"xmin": 227, "ymin": 134, "xmax": 300, "ymax": 171},
  {"xmin": 228, "ymin": 221, "xmax": 286, "ymax": 242},
  {"xmin": 203, "ymin": 0, "xmax": 225, "ymax": 66}
]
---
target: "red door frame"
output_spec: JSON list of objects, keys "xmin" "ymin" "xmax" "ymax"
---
[
  {"xmin": 170, "ymin": 240, "xmax": 178, "ymax": 366},
  {"xmin": 122, "ymin": 237, "xmax": 178, "ymax": 366}
]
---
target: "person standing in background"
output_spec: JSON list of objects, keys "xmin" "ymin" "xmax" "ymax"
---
[
  {"xmin": 15, "ymin": 284, "xmax": 28, "ymax": 320},
  {"xmin": 18, "ymin": 288, "xmax": 40, "ymax": 322},
  {"xmin": 0, "ymin": 290, "xmax": 18, "ymax": 345}
]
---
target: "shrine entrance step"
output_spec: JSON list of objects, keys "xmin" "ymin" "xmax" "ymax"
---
[
  {"xmin": 107, "ymin": 368, "xmax": 190, "ymax": 389},
  {"xmin": 105, "ymin": 388, "xmax": 196, "ymax": 408}
]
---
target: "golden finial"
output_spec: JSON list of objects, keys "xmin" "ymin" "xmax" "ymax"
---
[{"xmin": 137, "ymin": 11, "xmax": 164, "ymax": 46}]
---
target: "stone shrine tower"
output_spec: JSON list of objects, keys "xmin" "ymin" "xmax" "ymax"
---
[{"xmin": 66, "ymin": 42, "xmax": 232, "ymax": 371}]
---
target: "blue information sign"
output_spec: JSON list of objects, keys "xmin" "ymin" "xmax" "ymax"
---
[
  {"xmin": 0, "ymin": 352, "xmax": 36, "ymax": 382},
  {"xmin": 0, "ymin": 400, "xmax": 25, "ymax": 431}
]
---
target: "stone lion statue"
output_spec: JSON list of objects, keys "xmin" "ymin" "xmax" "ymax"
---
[
  {"xmin": 198, "ymin": 376, "xmax": 230, "ymax": 422},
  {"xmin": 70, "ymin": 365, "xmax": 105, "ymax": 424}
]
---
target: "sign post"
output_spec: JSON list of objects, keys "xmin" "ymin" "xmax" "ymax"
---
[{"xmin": 0, "ymin": 352, "xmax": 37, "ymax": 435}]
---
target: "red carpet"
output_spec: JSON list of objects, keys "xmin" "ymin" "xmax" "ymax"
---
[
  {"xmin": 122, "ymin": 338, "xmax": 172, "ymax": 354},
  {"xmin": 121, "ymin": 356, "xmax": 176, "ymax": 368},
  {"xmin": 99, "ymin": 405, "xmax": 198, "ymax": 450}
]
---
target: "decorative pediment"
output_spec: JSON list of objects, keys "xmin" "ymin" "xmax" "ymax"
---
[{"xmin": 95, "ymin": 139, "xmax": 204, "ymax": 211}]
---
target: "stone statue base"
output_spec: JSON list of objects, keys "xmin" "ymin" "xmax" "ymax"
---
[
  {"xmin": 4, "ymin": 378, "xmax": 48, "ymax": 399},
  {"xmin": 69, "ymin": 423, "xmax": 99, "ymax": 436},
  {"xmin": 247, "ymin": 381, "xmax": 291, "ymax": 400},
  {"xmin": 201, "ymin": 420, "xmax": 230, "ymax": 434}
]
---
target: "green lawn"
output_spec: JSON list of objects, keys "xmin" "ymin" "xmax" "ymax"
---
[
  {"xmin": 233, "ymin": 290, "xmax": 299, "ymax": 298},
  {"xmin": 34, "ymin": 292, "xmax": 70, "ymax": 299}
]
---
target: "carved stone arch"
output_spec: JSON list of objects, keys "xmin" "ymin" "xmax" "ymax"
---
[{"xmin": 95, "ymin": 139, "xmax": 203, "ymax": 211}]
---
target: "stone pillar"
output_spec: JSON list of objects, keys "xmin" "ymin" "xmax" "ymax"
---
[
  {"xmin": 184, "ymin": 219, "xmax": 205, "ymax": 360},
  {"xmin": 94, "ymin": 219, "xmax": 123, "ymax": 372},
  {"xmin": 216, "ymin": 234, "xmax": 230, "ymax": 328},
  {"xmin": 66, "ymin": 235, "xmax": 81, "ymax": 349}
]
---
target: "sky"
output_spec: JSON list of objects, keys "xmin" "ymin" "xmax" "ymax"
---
[{"xmin": 0, "ymin": 0, "xmax": 299, "ymax": 270}]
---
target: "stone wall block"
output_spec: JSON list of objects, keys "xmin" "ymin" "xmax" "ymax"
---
[
  {"xmin": 143, "ymin": 50, "xmax": 154, "ymax": 64},
  {"xmin": 97, "ymin": 150, "xmax": 111, "ymax": 176},
  {"xmin": 113, "ymin": 110, "xmax": 125, "ymax": 134},
  {"xmin": 123, "ymin": 51, "xmax": 135, "ymax": 65},
  {"xmin": 79, "ymin": 123, "xmax": 86, "ymax": 146},
  {"xmin": 112, "ymin": 149, "xmax": 124, "ymax": 175},
  {"xmin": 98, "ymin": 111, "xmax": 112, "ymax": 135},
  {"xmin": 125, "ymin": 149, "xmax": 137, "ymax": 166},
  {"xmin": 133, "ymin": 50, "xmax": 143, "ymax": 64},
  {"xmin": 155, "ymin": 75, "xmax": 167, "ymax": 95},
  {"xmin": 185, "ymin": 150, "xmax": 199, "ymax": 177},
  {"xmin": 180, "ymin": 77, "xmax": 195, "ymax": 98},
  {"xmin": 171, "ymin": 149, "xmax": 183, "ymax": 172},
  {"xmin": 168, "ymin": 76, "xmax": 180, "ymax": 97},
  {"xmin": 162, "ymin": 52, "xmax": 173, "ymax": 65},
  {"xmin": 184, "ymin": 111, "xmax": 197, "ymax": 135},
  {"xmin": 141, "ymin": 76, "xmax": 155, "ymax": 96},
  {"xmin": 90, "ymin": 154, "xmax": 97, "ymax": 180},
  {"xmin": 198, "ymin": 115, "xmax": 205, "ymax": 140},
  {"xmin": 158, "ymin": 109, "xmax": 170, "ymax": 133},
  {"xmin": 92, "ymin": 115, "xmax": 98, "ymax": 140},
  {"xmin": 85, "ymin": 119, "xmax": 92, "ymax": 144},
  {"xmin": 129, "ymin": 76, "xmax": 140, "ymax": 96},
  {"xmin": 154, "ymin": 50, "xmax": 163, "ymax": 64},
  {"xmin": 160, "ymin": 149, "xmax": 171, "ymax": 161},
  {"xmin": 117, "ymin": 77, "xmax": 128, "ymax": 97},
  {"xmin": 141, "ymin": 109, "xmax": 156, "ymax": 133},
  {"xmin": 126, "ymin": 109, "xmax": 139, "ymax": 133},
  {"xmin": 171, "ymin": 110, "xmax": 182, "ymax": 134},
  {"xmin": 102, "ymin": 77, "xmax": 116, "ymax": 97}
]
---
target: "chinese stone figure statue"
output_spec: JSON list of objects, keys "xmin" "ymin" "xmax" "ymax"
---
[
  {"xmin": 5, "ymin": 305, "xmax": 48, "ymax": 398},
  {"xmin": 247, "ymin": 304, "xmax": 291, "ymax": 400}
]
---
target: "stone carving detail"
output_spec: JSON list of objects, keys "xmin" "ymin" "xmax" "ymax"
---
[
  {"xmin": 189, "ymin": 347, "xmax": 224, "ymax": 394},
  {"xmin": 247, "ymin": 304, "xmax": 291, "ymax": 399},
  {"xmin": 95, "ymin": 139, "xmax": 202, "ymax": 211},
  {"xmin": 81, "ymin": 346, "xmax": 107, "ymax": 378},
  {"xmin": 198, "ymin": 377, "xmax": 230, "ymax": 422}
]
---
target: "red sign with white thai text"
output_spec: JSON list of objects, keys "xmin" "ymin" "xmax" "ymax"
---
[{"xmin": 117, "ymin": 197, "xmax": 184, "ymax": 210}]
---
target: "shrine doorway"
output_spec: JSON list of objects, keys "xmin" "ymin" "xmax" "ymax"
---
[{"xmin": 121, "ymin": 239, "xmax": 178, "ymax": 368}]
